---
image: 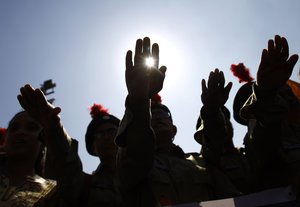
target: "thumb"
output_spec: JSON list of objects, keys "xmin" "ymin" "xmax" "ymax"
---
[
  {"xmin": 47, "ymin": 107, "xmax": 61, "ymax": 126},
  {"xmin": 287, "ymin": 54, "xmax": 299, "ymax": 71},
  {"xmin": 224, "ymin": 82, "xmax": 233, "ymax": 96},
  {"xmin": 159, "ymin": 66, "xmax": 167, "ymax": 75}
]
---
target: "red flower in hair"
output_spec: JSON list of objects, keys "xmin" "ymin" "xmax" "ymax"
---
[
  {"xmin": 151, "ymin": 94, "xmax": 162, "ymax": 104},
  {"xmin": 0, "ymin": 127, "xmax": 6, "ymax": 146},
  {"xmin": 230, "ymin": 63, "xmax": 254, "ymax": 83},
  {"xmin": 89, "ymin": 104, "xmax": 109, "ymax": 119}
]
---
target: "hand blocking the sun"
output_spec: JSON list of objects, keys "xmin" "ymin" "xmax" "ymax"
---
[{"xmin": 125, "ymin": 37, "xmax": 167, "ymax": 104}]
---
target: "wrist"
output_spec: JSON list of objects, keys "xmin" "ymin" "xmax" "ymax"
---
[
  {"xmin": 125, "ymin": 95, "xmax": 151, "ymax": 120},
  {"xmin": 201, "ymin": 105, "xmax": 220, "ymax": 119},
  {"xmin": 254, "ymin": 82, "xmax": 278, "ymax": 98}
]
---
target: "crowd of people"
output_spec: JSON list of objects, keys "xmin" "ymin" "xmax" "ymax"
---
[{"xmin": 0, "ymin": 34, "xmax": 299, "ymax": 207}]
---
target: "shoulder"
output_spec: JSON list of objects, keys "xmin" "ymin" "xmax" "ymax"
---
[{"xmin": 29, "ymin": 175, "xmax": 57, "ymax": 197}]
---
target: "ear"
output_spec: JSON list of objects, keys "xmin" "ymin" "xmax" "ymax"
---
[
  {"xmin": 92, "ymin": 140, "xmax": 98, "ymax": 156},
  {"xmin": 171, "ymin": 125, "xmax": 177, "ymax": 139}
]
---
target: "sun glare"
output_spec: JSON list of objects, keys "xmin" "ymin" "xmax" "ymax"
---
[
  {"xmin": 145, "ymin": 57, "xmax": 155, "ymax": 67},
  {"xmin": 121, "ymin": 33, "xmax": 185, "ymax": 89}
]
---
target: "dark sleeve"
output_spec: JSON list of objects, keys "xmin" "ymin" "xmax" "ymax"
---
[
  {"xmin": 196, "ymin": 106, "xmax": 228, "ymax": 165},
  {"xmin": 44, "ymin": 138, "xmax": 85, "ymax": 207},
  {"xmin": 115, "ymin": 96, "xmax": 155, "ymax": 194},
  {"xmin": 240, "ymin": 83, "xmax": 290, "ymax": 188}
]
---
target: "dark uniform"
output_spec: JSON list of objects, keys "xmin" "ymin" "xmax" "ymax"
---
[
  {"xmin": 81, "ymin": 163, "xmax": 121, "ymax": 207},
  {"xmin": 0, "ymin": 153, "xmax": 59, "ymax": 207},
  {"xmin": 45, "ymin": 103, "xmax": 121, "ymax": 207},
  {"xmin": 239, "ymin": 82, "xmax": 300, "ymax": 190},
  {"xmin": 195, "ymin": 106, "xmax": 256, "ymax": 194},
  {"xmin": 45, "ymin": 138, "xmax": 121, "ymax": 207},
  {"xmin": 116, "ymin": 105, "xmax": 240, "ymax": 207}
]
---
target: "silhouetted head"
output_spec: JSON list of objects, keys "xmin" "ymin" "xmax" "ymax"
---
[
  {"xmin": 151, "ymin": 94, "xmax": 177, "ymax": 148},
  {"xmin": 5, "ymin": 111, "xmax": 45, "ymax": 176},
  {"xmin": 194, "ymin": 106, "xmax": 233, "ymax": 145},
  {"xmin": 85, "ymin": 104, "xmax": 120, "ymax": 158}
]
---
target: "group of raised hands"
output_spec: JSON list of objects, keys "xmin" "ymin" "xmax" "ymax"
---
[{"xmin": 17, "ymin": 35, "xmax": 299, "ymax": 141}]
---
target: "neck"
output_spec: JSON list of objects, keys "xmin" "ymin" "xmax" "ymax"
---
[
  {"xmin": 156, "ymin": 142, "xmax": 173, "ymax": 154},
  {"xmin": 99, "ymin": 155, "xmax": 116, "ymax": 172},
  {"xmin": 5, "ymin": 158, "xmax": 35, "ymax": 186},
  {"xmin": 223, "ymin": 141, "xmax": 237, "ymax": 154}
]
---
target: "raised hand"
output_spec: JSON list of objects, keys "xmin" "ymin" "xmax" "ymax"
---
[
  {"xmin": 17, "ymin": 84, "xmax": 61, "ymax": 129},
  {"xmin": 201, "ymin": 69, "xmax": 232, "ymax": 111},
  {"xmin": 126, "ymin": 37, "xmax": 167, "ymax": 103},
  {"xmin": 256, "ymin": 35, "xmax": 299, "ymax": 91}
]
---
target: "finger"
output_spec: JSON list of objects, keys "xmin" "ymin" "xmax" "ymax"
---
[
  {"xmin": 20, "ymin": 85, "xmax": 36, "ymax": 110},
  {"xmin": 259, "ymin": 49, "xmax": 269, "ymax": 70},
  {"xmin": 212, "ymin": 69, "xmax": 222, "ymax": 88},
  {"xmin": 201, "ymin": 79, "xmax": 208, "ymax": 94},
  {"xmin": 53, "ymin": 107, "xmax": 61, "ymax": 116},
  {"xmin": 207, "ymin": 71, "xmax": 215, "ymax": 89},
  {"xmin": 274, "ymin": 35, "xmax": 282, "ymax": 54},
  {"xmin": 281, "ymin": 37, "xmax": 289, "ymax": 61},
  {"xmin": 126, "ymin": 50, "xmax": 133, "ymax": 70},
  {"xmin": 224, "ymin": 82, "xmax": 233, "ymax": 97},
  {"xmin": 48, "ymin": 107, "xmax": 61, "ymax": 124},
  {"xmin": 143, "ymin": 37, "xmax": 150, "ymax": 56},
  {"xmin": 268, "ymin": 39, "xmax": 275, "ymax": 57},
  {"xmin": 210, "ymin": 69, "xmax": 219, "ymax": 90},
  {"xmin": 17, "ymin": 94, "xmax": 28, "ymax": 111},
  {"xmin": 152, "ymin": 43, "xmax": 159, "ymax": 69},
  {"xmin": 135, "ymin": 38, "xmax": 143, "ymax": 54},
  {"xmin": 35, "ymin": 88, "xmax": 51, "ymax": 108},
  {"xmin": 159, "ymin": 66, "xmax": 167, "ymax": 75},
  {"xmin": 134, "ymin": 39, "xmax": 143, "ymax": 65},
  {"xmin": 219, "ymin": 70, "xmax": 225, "ymax": 88},
  {"xmin": 287, "ymin": 54, "xmax": 299, "ymax": 71}
]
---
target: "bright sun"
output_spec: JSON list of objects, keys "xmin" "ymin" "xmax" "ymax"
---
[
  {"xmin": 145, "ymin": 57, "xmax": 155, "ymax": 67},
  {"xmin": 121, "ymin": 33, "xmax": 184, "ymax": 89}
]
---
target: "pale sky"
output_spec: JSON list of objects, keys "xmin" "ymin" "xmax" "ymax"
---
[{"xmin": 1, "ymin": 0, "xmax": 300, "ymax": 173}]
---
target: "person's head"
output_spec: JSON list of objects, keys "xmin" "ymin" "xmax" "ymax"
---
[
  {"xmin": 194, "ymin": 106, "xmax": 233, "ymax": 146},
  {"xmin": 233, "ymin": 82, "xmax": 253, "ymax": 125},
  {"xmin": 85, "ymin": 104, "xmax": 120, "ymax": 160},
  {"xmin": 230, "ymin": 63, "xmax": 254, "ymax": 126},
  {"xmin": 5, "ymin": 111, "xmax": 45, "ymax": 175},
  {"xmin": 151, "ymin": 94, "xmax": 177, "ymax": 148}
]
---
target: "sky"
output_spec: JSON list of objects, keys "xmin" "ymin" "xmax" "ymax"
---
[{"xmin": 1, "ymin": 0, "xmax": 300, "ymax": 173}]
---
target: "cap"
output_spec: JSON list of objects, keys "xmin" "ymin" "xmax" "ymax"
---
[
  {"xmin": 151, "ymin": 94, "xmax": 172, "ymax": 121},
  {"xmin": 230, "ymin": 63, "xmax": 254, "ymax": 126},
  {"xmin": 194, "ymin": 106, "xmax": 231, "ymax": 144},
  {"xmin": 85, "ymin": 104, "xmax": 120, "ymax": 156}
]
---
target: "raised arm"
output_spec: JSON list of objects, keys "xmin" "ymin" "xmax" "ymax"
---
[
  {"xmin": 18, "ymin": 84, "xmax": 84, "ymax": 206},
  {"xmin": 116, "ymin": 37, "xmax": 166, "ymax": 199},
  {"xmin": 195, "ymin": 69, "xmax": 232, "ymax": 163},
  {"xmin": 17, "ymin": 84, "xmax": 71, "ymax": 157}
]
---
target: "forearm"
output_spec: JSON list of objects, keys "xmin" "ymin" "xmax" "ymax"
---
[
  {"xmin": 45, "ymin": 138, "xmax": 84, "ymax": 207},
  {"xmin": 241, "ymin": 83, "xmax": 288, "ymax": 125},
  {"xmin": 201, "ymin": 106, "xmax": 227, "ymax": 144},
  {"xmin": 126, "ymin": 97, "xmax": 154, "ymax": 164},
  {"xmin": 199, "ymin": 107, "xmax": 228, "ymax": 164},
  {"xmin": 42, "ymin": 122, "xmax": 72, "ymax": 159},
  {"xmin": 116, "ymin": 96, "xmax": 155, "ymax": 192}
]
